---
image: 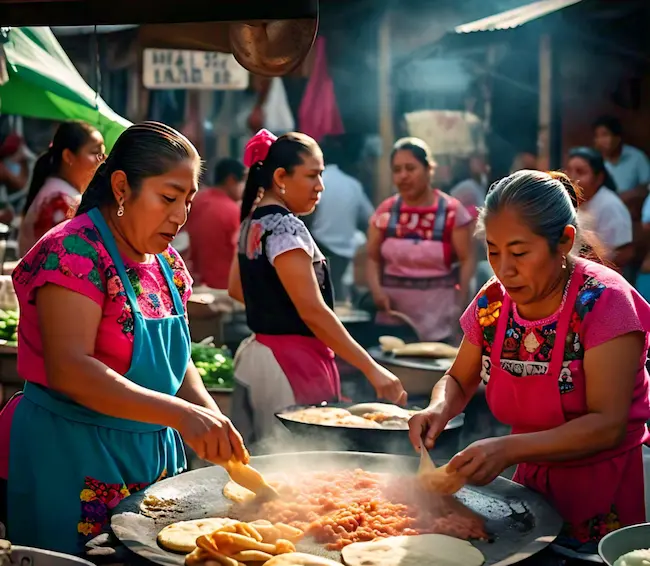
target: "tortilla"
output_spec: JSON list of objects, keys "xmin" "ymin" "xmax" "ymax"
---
[
  {"xmin": 282, "ymin": 407, "xmax": 352, "ymax": 424},
  {"xmin": 157, "ymin": 518, "xmax": 238, "ymax": 553},
  {"xmin": 223, "ymin": 479, "xmax": 256, "ymax": 503},
  {"xmin": 392, "ymin": 342, "xmax": 459, "ymax": 359},
  {"xmin": 341, "ymin": 534, "xmax": 485, "ymax": 566},
  {"xmin": 140, "ymin": 494, "xmax": 178, "ymax": 518},
  {"xmin": 265, "ymin": 552, "xmax": 342, "ymax": 566},
  {"xmin": 331, "ymin": 415, "xmax": 382, "ymax": 429},
  {"xmin": 378, "ymin": 335, "xmax": 405, "ymax": 352},
  {"xmin": 347, "ymin": 403, "xmax": 409, "ymax": 418}
]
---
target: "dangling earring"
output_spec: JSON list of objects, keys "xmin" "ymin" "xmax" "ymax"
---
[
  {"xmin": 561, "ymin": 254, "xmax": 567, "ymax": 269},
  {"xmin": 117, "ymin": 203, "xmax": 124, "ymax": 217}
]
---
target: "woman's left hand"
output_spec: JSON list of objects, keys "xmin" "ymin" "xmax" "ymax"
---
[{"xmin": 448, "ymin": 437, "xmax": 514, "ymax": 486}]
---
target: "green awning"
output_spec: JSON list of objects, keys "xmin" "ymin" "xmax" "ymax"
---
[{"xmin": 0, "ymin": 26, "xmax": 131, "ymax": 151}]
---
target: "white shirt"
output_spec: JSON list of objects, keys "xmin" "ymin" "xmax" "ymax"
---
[
  {"xmin": 605, "ymin": 144, "xmax": 650, "ymax": 193},
  {"xmin": 577, "ymin": 186, "xmax": 632, "ymax": 256},
  {"xmin": 310, "ymin": 164, "xmax": 375, "ymax": 258}
]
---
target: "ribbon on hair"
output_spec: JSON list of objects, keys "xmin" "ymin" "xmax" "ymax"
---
[{"xmin": 243, "ymin": 129, "xmax": 277, "ymax": 167}]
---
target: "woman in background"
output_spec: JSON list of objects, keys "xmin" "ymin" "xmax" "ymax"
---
[
  {"xmin": 366, "ymin": 137, "xmax": 475, "ymax": 344},
  {"xmin": 566, "ymin": 147, "xmax": 633, "ymax": 271},
  {"xmin": 19, "ymin": 121, "xmax": 104, "ymax": 255},
  {"xmin": 229, "ymin": 129, "xmax": 406, "ymax": 447}
]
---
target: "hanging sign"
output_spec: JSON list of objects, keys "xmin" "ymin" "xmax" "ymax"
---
[{"xmin": 142, "ymin": 48, "xmax": 249, "ymax": 90}]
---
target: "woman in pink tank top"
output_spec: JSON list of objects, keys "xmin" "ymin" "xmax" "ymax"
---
[{"xmin": 409, "ymin": 170, "xmax": 650, "ymax": 557}]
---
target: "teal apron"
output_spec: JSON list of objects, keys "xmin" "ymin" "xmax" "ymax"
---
[{"xmin": 7, "ymin": 207, "xmax": 190, "ymax": 554}]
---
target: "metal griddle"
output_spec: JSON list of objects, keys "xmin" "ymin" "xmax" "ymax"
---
[
  {"xmin": 275, "ymin": 402, "xmax": 465, "ymax": 454},
  {"xmin": 111, "ymin": 451, "xmax": 562, "ymax": 566}
]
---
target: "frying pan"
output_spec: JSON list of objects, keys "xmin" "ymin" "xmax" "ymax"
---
[
  {"xmin": 111, "ymin": 451, "xmax": 562, "ymax": 566},
  {"xmin": 368, "ymin": 346, "xmax": 452, "ymax": 397},
  {"xmin": 275, "ymin": 402, "xmax": 464, "ymax": 455}
]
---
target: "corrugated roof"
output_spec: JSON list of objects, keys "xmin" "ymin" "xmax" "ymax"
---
[{"xmin": 454, "ymin": 0, "xmax": 583, "ymax": 34}]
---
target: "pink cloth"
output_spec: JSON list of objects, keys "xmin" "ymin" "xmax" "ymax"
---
[
  {"xmin": 460, "ymin": 257, "xmax": 650, "ymax": 542},
  {"xmin": 244, "ymin": 129, "xmax": 278, "ymax": 166},
  {"xmin": 255, "ymin": 334, "xmax": 341, "ymax": 405},
  {"xmin": 298, "ymin": 37, "xmax": 344, "ymax": 142},
  {"xmin": 11, "ymin": 213, "xmax": 193, "ymax": 386},
  {"xmin": 372, "ymin": 192, "xmax": 473, "ymax": 341}
]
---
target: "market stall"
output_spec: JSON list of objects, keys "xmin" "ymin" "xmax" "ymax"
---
[{"xmin": 0, "ymin": 26, "xmax": 131, "ymax": 150}]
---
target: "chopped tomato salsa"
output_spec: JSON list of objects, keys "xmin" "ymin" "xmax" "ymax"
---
[{"xmin": 230, "ymin": 469, "xmax": 487, "ymax": 550}]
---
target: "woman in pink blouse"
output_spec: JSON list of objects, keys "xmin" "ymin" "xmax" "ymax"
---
[
  {"xmin": 409, "ymin": 170, "xmax": 650, "ymax": 555},
  {"xmin": 0, "ymin": 122, "xmax": 246, "ymax": 554}
]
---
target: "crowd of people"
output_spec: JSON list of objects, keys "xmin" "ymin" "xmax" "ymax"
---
[{"xmin": 0, "ymin": 116, "xmax": 648, "ymax": 561}]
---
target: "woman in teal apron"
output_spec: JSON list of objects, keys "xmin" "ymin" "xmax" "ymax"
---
[{"xmin": 0, "ymin": 122, "xmax": 247, "ymax": 554}]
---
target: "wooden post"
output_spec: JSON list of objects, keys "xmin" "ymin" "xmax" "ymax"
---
[
  {"xmin": 376, "ymin": 8, "xmax": 394, "ymax": 205},
  {"xmin": 537, "ymin": 33, "xmax": 552, "ymax": 172}
]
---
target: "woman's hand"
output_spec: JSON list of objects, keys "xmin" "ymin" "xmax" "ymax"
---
[
  {"xmin": 372, "ymin": 291, "xmax": 391, "ymax": 312},
  {"xmin": 365, "ymin": 365, "xmax": 407, "ymax": 405},
  {"xmin": 408, "ymin": 404, "xmax": 450, "ymax": 450},
  {"xmin": 177, "ymin": 405, "xmax": 248, "ymax": 464},
  {"xmin": 447, "ymin": 437, "xmax": 514, "ymax": 486}
]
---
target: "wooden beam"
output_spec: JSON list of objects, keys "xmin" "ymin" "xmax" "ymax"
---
[
  {"xmin": 537, "ymin": 33, "xmax": 552, "ymax": 172},
  {"xmin": 376, "ymin": 8, "xmax": 394, "ymax": 205}
]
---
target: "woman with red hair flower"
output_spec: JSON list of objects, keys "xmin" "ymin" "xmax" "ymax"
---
[{"xmin": 228, "ymin": 129, "xmax": 406, "ymax": 446}]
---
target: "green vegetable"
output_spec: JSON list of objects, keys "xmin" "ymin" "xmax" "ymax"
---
[
  {"xmin": 0, "ymin": 309, "xmax": 19, "ymax": 345},
  {"xmin": 191, "ymin": 343, "xmax": 234, "ymax": 389}
]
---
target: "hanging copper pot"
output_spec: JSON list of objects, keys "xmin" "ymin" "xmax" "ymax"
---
[{"xmin": 229, "ymin": 18, "xmax": 318, "ymax": 77}]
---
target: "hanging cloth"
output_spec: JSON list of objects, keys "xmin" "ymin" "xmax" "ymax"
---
[
  {"xmin": 298, "ymin": 37, "xmax": 344, "ymax": 142},
  {"xmin": 263, "ymin": 77, "xmax": 295, "ymax": 134}
]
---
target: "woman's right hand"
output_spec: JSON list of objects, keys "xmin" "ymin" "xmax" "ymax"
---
[
  {"xmin": 372, "ymin": 291, "xmax": 391, "ymax": 312},
  {"xmin": 177, "ymin": 405, "xmax": 249, "ymax": 464},
  {"xmin": 408, "ymin": 405, "xmax": 451, "ymax": 451},
  {"xmin": 365, "ymin": 365, "xmax": 407, "ymax": 406}
]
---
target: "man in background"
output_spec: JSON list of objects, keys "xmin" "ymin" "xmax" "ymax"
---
[
  {"xmin": 594, "ymin": 115, "xmax": 650, "ymax": 283},
  {"xmin": 594, "ymin": 115, "xmax": 650, "ymax": 216},
  {"xmin": 309, "ymin": 135, "xmax": 374, "ymax": 300},
  {"xmin": 179, "ymin": 158, "xmax": 247, "ymax": 289}
]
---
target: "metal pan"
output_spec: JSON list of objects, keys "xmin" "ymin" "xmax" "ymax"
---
[
  {"xmin": 275, "ymin": 402, "xmax": 464, "ymax": 455},
  {"xmin": 111, "ymin": 451, "xmax": 562, "ymax": 566},
  {"xmin": 368, "ymin": 346, "xmax": 452, "ymax": 397}
]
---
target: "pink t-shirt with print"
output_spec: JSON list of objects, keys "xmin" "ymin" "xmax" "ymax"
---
[
  {"xmin": 12, "ymin": 213, "xmax": 193, "ymax": 386},
  {"xmin": 460, "ymin": 257, "xmax": 650, "ymax": 426}
]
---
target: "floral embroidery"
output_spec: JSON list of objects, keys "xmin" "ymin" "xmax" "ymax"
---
[
  {"xmin": 77, "ymin": 473, "xmax": 157, "ymax": 541},
  {"xmin": 13, "ymin": 216, "xmax": 192, "ymax": 340},
  {"xmin": 478, "ymin": 298, "xmax": 502, "ymax": 327},
  {"xmin": 558, "ymin": 505, "xmax": 621, "ymax": 548},
  {"xmin": 78, "ymin": 470, "xmax": 169, "ymax": 541},
  {"xmin": 476, "ymin": 274, "xmax": 608, "ymax": 392},
  {"xmin": 14, "ymin": 226, "xmax": 106, "ymax": 294},
  {"xmin": 245, "ymin": 221, "xmax": 264, "ymax": 260}
]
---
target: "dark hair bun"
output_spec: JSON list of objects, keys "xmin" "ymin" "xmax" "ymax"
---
[{"xmin": 549, "ymin": 171, "xmax": 581, "ymax": 210}]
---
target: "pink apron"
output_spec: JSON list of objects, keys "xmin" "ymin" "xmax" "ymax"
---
[
  {"xmin": 376, "ymin": 193, "xmax": 460, "ymax": 342},
  {"xmin": 255, "ymin": 334, "xmax": 341, "ymax": 404},
  {"xmin": 486, "ymin": 269, "xmax": 649, "ymax": 543}
]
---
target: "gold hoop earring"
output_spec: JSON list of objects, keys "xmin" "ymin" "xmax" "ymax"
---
[{"xmin": 117, "ymin": 204, "xmax": 124, "ymax": 217}]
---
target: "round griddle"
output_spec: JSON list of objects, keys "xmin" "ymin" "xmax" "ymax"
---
[
  {"xmin": 111, "ymin": 451, "xmax": 562, "ymax": 566},
  {"xmin": 275, "ymin": 402, "xmax": 464, "ymax": 455}
]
